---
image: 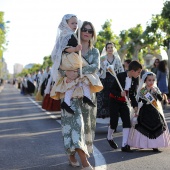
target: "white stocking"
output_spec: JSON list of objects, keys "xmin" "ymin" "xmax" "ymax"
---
[
  {"xmin": 122, "ymin": 128, "xmax": 130, "ymax": 147},
  {"xmin": 107, "ymin": 126, "xmax": 114, "ymax": 140},
  {"xmin": 64, "ymin": 87, "xmax": 75, "ymax": 106},
  {"xmin": 82, "ymin": 83, "xmax": 91, "ymax": 100}
]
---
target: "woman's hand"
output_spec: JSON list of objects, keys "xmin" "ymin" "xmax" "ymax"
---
[{"xmin": 65, "ymin": 70, "xmax": 79, "ymax": 80}]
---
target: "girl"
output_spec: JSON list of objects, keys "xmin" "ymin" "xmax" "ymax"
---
[{"xmin": 128, "ymin": 72, "xmax": 170, "ymax": 151}]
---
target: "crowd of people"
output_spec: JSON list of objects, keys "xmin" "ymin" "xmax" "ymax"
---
[{"xmin": 13, "ymin": 14, "xmax": 170, "ymax": 170}]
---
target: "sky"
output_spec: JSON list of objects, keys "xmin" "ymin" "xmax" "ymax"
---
[{"xmin": 0, "ymin": 0, "xmax": 165, "ymax": 73}]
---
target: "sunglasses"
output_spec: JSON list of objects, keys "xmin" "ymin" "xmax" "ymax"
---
[{"xmin": 81, "ymin": 28, "xmax": 93, "ymax": 34}]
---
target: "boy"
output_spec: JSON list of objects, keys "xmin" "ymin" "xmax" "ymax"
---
[{"xmin": 107, "ymin": 60, "xmax": 142, "ymax": 152}]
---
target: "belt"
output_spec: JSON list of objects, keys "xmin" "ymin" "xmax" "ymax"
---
[{"xmin": 109, "ymin": 93, "xmax": 126, "ymax": 102}]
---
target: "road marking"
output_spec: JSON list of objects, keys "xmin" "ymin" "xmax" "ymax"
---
[
  {"xmin": 28, "ymin": 97, "xmax": 107, "ymax": 170},
  {"xmin": 93, "ymin": 146, "xmax": 107, "ymax": 170},
  {"xmin": 28, "ymin": 97, "xmax": 58, "ymax": 119}
]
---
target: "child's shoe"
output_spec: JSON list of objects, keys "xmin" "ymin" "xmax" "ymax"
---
[
  {"xmin": 61, "ymin": 101, "xmax": 75, "ymax": 114},
  {"xmin": 83, "ymin": 96, "xmax": 96, "ymax": 107}
]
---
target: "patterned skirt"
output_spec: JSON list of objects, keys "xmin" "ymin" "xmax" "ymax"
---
[
  {"xmin": 96, "ymin": 73, "xmax": 115, "ymax": 118},
  {"xmin": 61, "ymin": 94, "xmax": 97, "ymax": 157}
]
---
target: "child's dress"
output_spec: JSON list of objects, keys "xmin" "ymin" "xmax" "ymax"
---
[
  {"xmin": 50, "ymin": 24, "xmax": 103, "ymax": 100},
  {"xmin": 128, "ymin": 86, "xmax": 170, "ymax": 149},
  {"xmin": 50, "ymin": 47, "xmax": 103, "ymax": 100}
]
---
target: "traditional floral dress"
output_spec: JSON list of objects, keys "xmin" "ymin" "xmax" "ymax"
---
[{"xmin": 60, "ymin": 48, "xmax": 100, "ymax": 157}]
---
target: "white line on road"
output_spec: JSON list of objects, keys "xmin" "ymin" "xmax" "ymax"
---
[
  {"xmin": 93, "ymin": 146, "xmax": 107, "ymax": 170},
  {"xmin": 28, "ymin": 97, "xmax": 107, "ymax": 170}
]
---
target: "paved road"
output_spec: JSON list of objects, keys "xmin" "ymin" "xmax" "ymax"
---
[{"xmin": 1, "ymin": 84, "xmax": 170, "ymax": 170}]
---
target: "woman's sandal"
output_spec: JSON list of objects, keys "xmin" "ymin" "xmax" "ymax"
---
[
  {"xmin": 82, "ymin": 164, "xmax": 94, "ymax": 170},
  {"xmin": 69, "ymin": 157, "xmax": 80, "ymax": 167}
]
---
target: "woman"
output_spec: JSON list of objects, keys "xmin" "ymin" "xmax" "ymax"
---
[
  {"xmin": 51, "ymin": 20, "xmax": 100, "ymax": 170},
  {"xmin": 157, "ymin": 60, "xmax": 169, "ymax": 106},
  {"xmin": 151, "ymin": 58, "xmax": 160, "ymax": 75},
  {"xmin": 97, "ymin": 42, "xmax": 124, "ymax": 118}
]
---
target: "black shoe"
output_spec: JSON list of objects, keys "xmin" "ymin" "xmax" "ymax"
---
[
  {"xmin": 107, "ymin": 139, "xmax": 118, "ymax": 149},
  {"xmin": 83, "ymin": 96, "xmax": 96, "ymax": 107},
  {"xmin": 121, "ymin": 145, "xmax": 133, "ymax": 152},
  {"xmin": 152, "ymin": 148, "xmax": 159, "ymax": 152},
  {"xmin": 61, "ymin": 102, "xmax": 75, "ymax": 114}
]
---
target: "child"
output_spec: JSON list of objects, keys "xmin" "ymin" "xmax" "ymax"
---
[
  {"xmin": 128, "ymin": 72, "xmax": 170, "ymax": 151},
  {"xmin": 107, "ymin": 60, "xmax": 142, "ymax": 152},
  {"xmin": 50, "ymin": 14, "xmax": 103, "ymax": 114}
]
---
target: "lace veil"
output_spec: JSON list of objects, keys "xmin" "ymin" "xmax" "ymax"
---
[
  {"xmin": 101, "ymin": 45, "xmax": 120, "ymax": 59},
  {"xmin": 51, "ymin": 14, "xmax": 77, "ymax": 82},
  {"xmin": 100, "ymin": 46, "xmax": 124, "ymax": 78}
]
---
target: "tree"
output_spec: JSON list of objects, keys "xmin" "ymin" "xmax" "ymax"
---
[
  {"xmin": 0, "ymin": 12, "xmax": 6, "ymax": 57},
  {"xmin": 41, "ymin": 55, "xmax": 52, "ymax": 69},
  {"xmin": 118, "ymin": 14, "xmax": 167, "ymax": 64},
  {"xmin": 28, "ymin": 64, "xmax": 42, "ymax": 74},
  {"xmin": 161, "ymin": 1, "xmax": 170, "ymax": 93},
  {"xmin": 0, "ymin": 12, "xmax": 7, "ymax": 78},
  {"xmin": 95, "ymin": 20, "xmax": 120, "ymax": 54},
  {"xmin": 95, "ymin": 19, "xmax": 162, "ymax": 64},
  {"xmin": 17, "ymin": 55, "xmax": 52, "ymax": 78},
  {"xmin": 17, "ymin": 68, "xmax": 29, "ymax": 77},
  {"xmin": 161, "ymin": 1, "xmax": 170, "ymax": 49},
  {"xmin": 119, "ymin": 24, "xmax": 145, "ymax": 61}
]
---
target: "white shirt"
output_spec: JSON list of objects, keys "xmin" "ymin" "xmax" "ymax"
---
[{"xmin": 124, "ymin": 76, "xmax": 132, "ymax": 90}]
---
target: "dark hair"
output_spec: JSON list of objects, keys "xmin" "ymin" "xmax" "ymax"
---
[
  {"xmin": 128, "ymin": 60, "xmax": 142, "ymax": 71},
  {"xmin": 124, "ymin": 59, "xmax": 132, "ymax": 64},
  {"xmin": 105, "ymin": 42, "xmax": 115, "ymax": 49},
  {"xmin": 153, "ymin": 58, "xmax": 160, "ymax": 67},
  {"xmin": 158, "ymin": 60, "xmax": 167, "ymax": 72},
  {"xmin": 144, "ymin": 73, "xmax": 154, "ymax": 82}
]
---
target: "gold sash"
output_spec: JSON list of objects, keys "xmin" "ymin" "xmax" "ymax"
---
[{"xmin": 140, "ymin": 88, "xmax": 159, "ymax": 111}]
